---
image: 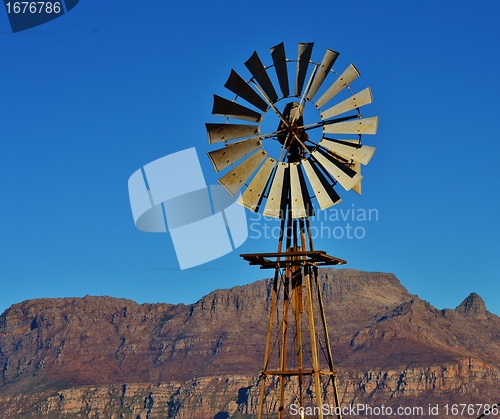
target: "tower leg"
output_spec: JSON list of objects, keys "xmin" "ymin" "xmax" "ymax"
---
[
  {"xmin": 313, "ymin": 266, "xmax": 342, "ymax": 418},
  {"xmin": 304, "ymin": 266, "xmax": 324, "ymax": 419},
  {"xmin": 258, "ymin": 267, "xmax": 278, "ymax": 419},
  {"xmin": 278, "ymin": 268, "xmax": 290, "ymax": 419}
]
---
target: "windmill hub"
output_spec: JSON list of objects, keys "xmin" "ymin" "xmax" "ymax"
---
[{"xmin": 277, "ymin": 101, "xmax": 309, "ymax": 162}]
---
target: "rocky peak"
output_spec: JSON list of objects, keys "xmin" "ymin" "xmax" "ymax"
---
[{"xmin": 455, "ymin": 292, "xmax": 488, "ymax": 319}]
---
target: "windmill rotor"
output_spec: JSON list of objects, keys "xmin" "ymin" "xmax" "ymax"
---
[{"xmin": 207, "ymin": 42, "xmax": 378, "ymax": 220}]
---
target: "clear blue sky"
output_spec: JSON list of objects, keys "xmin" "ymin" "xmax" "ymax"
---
[{"xmin": 1, "ymin": 0, "xmax": 499, "ymax": 316}]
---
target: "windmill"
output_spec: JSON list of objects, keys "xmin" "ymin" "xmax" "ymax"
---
[{"xmin": 207, "ymin": 42, "xmax": 378, "ymax": 419}]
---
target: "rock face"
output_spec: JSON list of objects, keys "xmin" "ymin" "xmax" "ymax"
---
[
  {"xmin": 454, "ymin": 292, "xmax": 488, "ymax": 319},
  {"xmin": 0, "ymin": 269, "xmax": 499, "ymax": 418}
]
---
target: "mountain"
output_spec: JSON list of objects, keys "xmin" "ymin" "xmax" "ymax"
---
[{"xmin": 0, "ymin": 269, "xmax": 499, "ymax": 418}]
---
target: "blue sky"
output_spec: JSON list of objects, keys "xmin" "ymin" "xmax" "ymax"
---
[{"xmin": 0, "ymin": 0, "xmax": 499, "ymax": 316}]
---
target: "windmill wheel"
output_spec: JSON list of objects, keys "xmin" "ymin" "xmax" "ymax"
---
[{"xmin": 207, "ymin": 42, "xmax": 378, "ymax": 219}]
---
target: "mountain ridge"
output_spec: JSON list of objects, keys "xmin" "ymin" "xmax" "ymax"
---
[{"xmin": 0, "ymin": 269, "xmax": 499, "ymax": 418}]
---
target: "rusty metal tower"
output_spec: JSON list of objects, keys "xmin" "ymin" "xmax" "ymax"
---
[{"xmin": 207, "ymin": 42, "xmax": 378, "ymax": 418}]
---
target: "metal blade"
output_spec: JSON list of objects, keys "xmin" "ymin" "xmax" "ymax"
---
[
  {"xmin": 238, "ymin": 157, "xmax": 276, "ymax": 212},
  {"xmin": 295, "ymin": 43, "xmax": 314, "ymax": 97},
  {"xmin": 352, "ymin": 161, "xmax": 362, "ymax": 195},
  {"xmin": 212, "ymin": 95, "xmax": 262, "ymax": 122},
  {"xmin": 206, "ymin": 123, "xmax": 259, "ymax": 144},
  {"xmin": 218, "ymin": 150, "xmax": 267, "ymax": 196},
  {"xmin": 306, "ymin": 48, "xmax": 339, "ymax": 101},
  {"xmin": 208, "ymin": 138, "xmax": 262, "ymax": 172},
  {"xmin": 319, "ymin": 139, "xmax": 376, "ymax": 165},
  {"xmin": 245, "ymin": 51, "xmax": 278, "ymax": 103},
  {"xmin": 263, "ymin": 162, "xmax": 288, "ymax": 219},
  {"xmin": 315, "ymin": 64, "xmax": 360, "ymax": 108},
  {"xmin": 224, "ymin": 69, "xmax": 268, "ymax": 112},
  {"xmin": 297, "ymin": 162, "xmax": 314, "ymax": 217},
  {"xmin": 312, "ymin": 150, "xmax": 362, "ymax": 191},
  {"xmin": 290, "ymin": 162, "xmax": 314, "ymax": 218},
  {"xmin": 324, "ymin": 116, "xmax": 378, "ymax": 135},
  {"xmin": 205, "ymin": 123, "xmax": 259, "ymax": 144},
  {"xmin": 297, "ymin": 159, "xmax": 314, "ymax": 217},
  {"xmin": 321, "ymin": 87, "xmax": 373, "ymax": 119},
  {"xmin": 302, "ymin": 159, "xmax": 341, "ymax": 210},
  {"xmin": 270, "ymin": 42, "xmax": 289, "ymax": 98},
  {"xmin": 290, "ymin": 162, "xmax": 306, "ymax": 218}
]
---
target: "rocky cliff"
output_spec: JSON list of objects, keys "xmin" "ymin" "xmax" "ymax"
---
[{"xmin": 0, "ymin": 269, "xmax": 499, "ymax": 418}]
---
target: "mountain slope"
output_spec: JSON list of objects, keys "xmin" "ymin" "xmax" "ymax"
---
[{"xmin": 0, "ymin": 269, "xmax": 499, "ymax": 418}]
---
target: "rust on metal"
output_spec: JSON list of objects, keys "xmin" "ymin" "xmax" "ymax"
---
[{"xmin": 240, "ymin": 250, "xmax": 347, "ymax": 269}]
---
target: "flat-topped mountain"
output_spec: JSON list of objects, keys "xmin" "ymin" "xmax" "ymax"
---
[{"xmin": 0, "ymin": 269, "xmax": 499, "ymax": 418}]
